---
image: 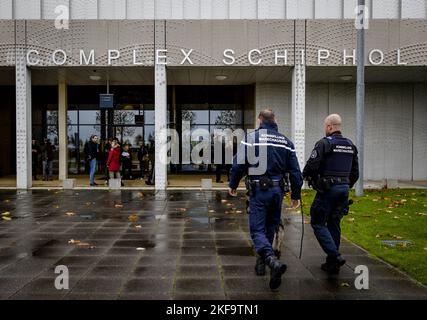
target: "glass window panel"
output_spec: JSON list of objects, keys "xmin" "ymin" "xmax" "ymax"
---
[
  {"xmin": 79, "ymin": 125, "xmax": 101, "ymax": 173},
  {"xmin": 144, "ymin": 125, "xmax": 155, "ymax": 149},
  {"xmin": 182, "ymin": 110, "xmax": 209, "ymax": 125},
  {"xmin": 79, "ymin": 110, "xmax": 100, "ymax": 125},
  {"xmin": 122, "ymin": 127, "xmax": 143, "ymax": 148},
  {"xmin": 210, "ymin": 110, "xmax": 242, "ymax": 125},
  {"xmin": 67, "ymin": 125, "xmax": 79, "ymax": 174},
  {"xmin": 46, "ymin": 126, "xmax": 58, "ymax": 144},
  {"xmin": 114, "ymin": 110, "xmax": 139, "ymax": 125},
  {"xmin": 143, "ymin": 110, "xmax": 155, "ymax": 124},
  {"xmin": 68, "ymin": 110, "xmax": 78, "ymax": 125},
  {"xmin": 46, "ymin": 111, "xmax": 58, "ymax": 125}
]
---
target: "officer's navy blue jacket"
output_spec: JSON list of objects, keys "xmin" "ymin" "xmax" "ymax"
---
[
  {"xmin": 229, "ymin": 121, "xmax": 303, "ymax": 200},
  {"xmin": 303, "ymin": 131, "xmax": 359, "ymax": 187}
]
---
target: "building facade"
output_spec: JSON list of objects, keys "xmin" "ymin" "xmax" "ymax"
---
[{"xmin": 0, "ymin": 0, "xmax": 426, "ymax": 189}]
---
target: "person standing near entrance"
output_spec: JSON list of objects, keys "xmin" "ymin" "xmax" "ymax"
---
[
  {"xmin": 41, "ymin": 138, "xmax": 55, "ymax": 181},
  {"xmin": 32, "ymin": 139, "xmax": 40, "ymax": 180},
  {"xmin": 137, "ymin": 140, "xmax": 148, "ymax": 180},
  {"xmin": 106, "ymin": 140, "xmax": 121, "ymax": 181},
  {"xmin": 86, "ymin": 135, "xmax": 99, "ymax": 187},
  {"xmin": 303, "ymin": 114, "xmax": 359, "ymax": 275},
  {"xmin": 121, "ymin": 144, "xmax": 133, "ymax": 180},
  {"xmin": 228, "ymin": 109, "xmax": 303, "ymax": 291}
]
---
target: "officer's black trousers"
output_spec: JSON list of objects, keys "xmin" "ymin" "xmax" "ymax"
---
[
  {"xmin": 310, "ymin": 184, "xmax": 350, "ymax": 260},
  {"xmin": 248, "ymin": 186, "xmax": 284, "ymax": 259}
]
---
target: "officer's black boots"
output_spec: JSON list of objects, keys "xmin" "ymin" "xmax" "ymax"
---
[
  {"xmin": 255, "ymin": 251, "xmax": 283, "ymax": 277},
  {"xmin": 254, "ymin": 256, "xmax": 266, "ymax": 276},
  {"xmin": 321, "ymin": 255, "xmax": 346, "ymax": 275},
  {"xmin": 265, "ymin": 255, "xmax": 287, "ymax": 291}
]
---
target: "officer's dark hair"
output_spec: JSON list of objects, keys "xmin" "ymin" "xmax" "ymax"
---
[{"xmin": 258, "ymin": 109, "xmax": 276, "ymax": 124}]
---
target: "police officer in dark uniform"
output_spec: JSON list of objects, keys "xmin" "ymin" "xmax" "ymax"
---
[
  {"xmin": 303, "ymin": 114, "xmax": 359, "ymax": 275},
  {"xmin": 229, "ymin": 109, "xmax": 303, "ymax": 290}
]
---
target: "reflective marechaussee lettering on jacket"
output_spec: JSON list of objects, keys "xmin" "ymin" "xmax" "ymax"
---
[
  {"xmin": 228, "ymin": 122, "xmax": 303, "ymax": 200},
  {"xmin": 303, "ymin": 131, "xmax": 359, "ymax": 187}
]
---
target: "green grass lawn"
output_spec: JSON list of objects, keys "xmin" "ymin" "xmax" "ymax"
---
[{"xmin": 300, "ymin": 189, "xmax": 427, "ymax": 285}]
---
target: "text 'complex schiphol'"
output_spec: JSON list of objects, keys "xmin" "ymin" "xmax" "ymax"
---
[{"xmin": 166, "ymin": 304, "xmax": 259, "ymax": 318}]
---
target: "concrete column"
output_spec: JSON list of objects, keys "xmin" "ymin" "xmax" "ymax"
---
[
  {"xmin": 291, "ymin": 63, "xmax": 306, "ymax": 170},
  {"xmin": 154, "ymin": 64, "xmax": 168, "ymax": 190},
  {"xmin": 15, "ymin": 21, "xmax": 32, "ymax": 189},
  {"xmin": 292, "ymin": 20, "xmax": 306, "ymax": 170},
  {"xmin": 154, "ymin": 20, "xmax": 168, "ymax": 190},
  {"xmin": 58, "ymin": 80, "xmax": 68, "ymax": 181}
]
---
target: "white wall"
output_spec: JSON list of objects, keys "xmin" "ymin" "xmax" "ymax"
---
[
  {"xmin": 1, "ymin": 0, "xmax": 425, "ymax": 19},
  {"xmin": 413, "ymin": 83, "xmax": 427, "ymax": 180},
  {"xmin": 255, "ymin": 83, "xmax": 292, "ymax": 137},
  {"xmin": 305, "ymin": 82, "xmax": 424, "ymax": 181}
]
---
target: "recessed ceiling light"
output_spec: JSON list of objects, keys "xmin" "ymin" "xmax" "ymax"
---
[
  {"xmin": 89, "ymin": 75, "xmax": 102, "ymax": 81},
  {"xmin": 215, "ymin": 75, "xmax": 228, "ymax": 81},
  {"xmin": 340, "ymin": 75, "xmax": 353, "ymax": 81}
]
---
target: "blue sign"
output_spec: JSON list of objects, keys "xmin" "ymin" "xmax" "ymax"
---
[{"xmin": 99, "ymin": 94, "xmax": 114, "ymax": 109}]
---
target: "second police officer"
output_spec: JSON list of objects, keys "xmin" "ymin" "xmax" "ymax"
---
[
  {"xmin": 229, "ymin": 109, "xmax": 303, "ymax": 291},
  {"xmin": 303, "ymin": 114, "xmax": 359, "ymax": 275}
]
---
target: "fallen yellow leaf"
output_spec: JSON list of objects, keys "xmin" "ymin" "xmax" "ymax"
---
[
  {"xmin": 1, "ymin": 212, "xmax": 11, "ymax": 216},
  {"xmin": 114, "ymin": 204, "xmax": 123, "ymax": 208},
  {"xmin": 2, "ymin": 216, "xmax": 11, "ymax": 221},
  {"xmin": 128, "ymin": 214, "xmax": 138, "ymax": 222},
  {"xmin": 65, "ymin": 212, "xmax": 76, "ymax": 216}
]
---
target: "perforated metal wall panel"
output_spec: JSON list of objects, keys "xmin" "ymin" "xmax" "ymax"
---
[
  {"xmin": 98, "ymin": 0, "xmax": 126, "ymax": 19},
  {"xmin": 126, "ymin": 0, "xmax": 143, "ymax": 19},
  {"xmin": 165, "ymin": 20, "xmax": 295, "ymax": 67},
  {"xmin": 42, "ymin": 0, "xmax": 69, "ymax": 19},
  {"xmin": 0, "ymin": 21, "xmax": 15, "ymax": 66},
  {"xmin": 70, "ymin": 0, "xmax": 97, "ymax": 19},
  {"xmin": 413, "ymin": 83, "xmax": 427, "ymax": 179},
  {"xmin": 372, "ymin": 0, "xmax": 400, "ymax": 19},
  {"xmin": 286, "ymin": 0, "xmax": 314, "ymax": 19},
  {"xmin": 402, "ymin": 0, "xmax": 427, "ymax": 19},
  {"xmin": 156, "ymin": 0, "xmax": 172, "ymax": 19},
  {"xmin": 315, "ymin": 0, "xmax": 342, "ymax": 19},
  {"xmin": 3, "ymin": 0, "xmax": 427, "ymax": 19},
  {"xmin": 0, "ymin": 0, "xmax": 13, "ymax": 19},
  {"xmin": 15, "ymin": 0, "xmax": 41, "ymax": 19}
]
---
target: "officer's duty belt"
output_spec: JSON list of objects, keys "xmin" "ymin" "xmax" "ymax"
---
[
  {"xmin": 250, "ymin": 180, "xmax": 282, "ymax": 187},
  {"xmin": 324, "ymin": 177, "xmax": 350, "ymax": 185}
]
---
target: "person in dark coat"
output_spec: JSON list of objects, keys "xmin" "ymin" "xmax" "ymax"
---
[
  {"xmin": 85, "ymin": 134, "xmax": 99, "ymax": 186},
  {"xmin": 137, "ymin": 140, "xmax": 148, "ymax": 179},
  {"xmin": 121, "ymin": 144, "xmax": 133, "ymax": 180},
  {"xmin": 41, "ymin": 138, "xmax": 55, "ymax": 181},
  {"xmin": 32, "ymin": 139, "xmax": 40, "ymax": 180}
]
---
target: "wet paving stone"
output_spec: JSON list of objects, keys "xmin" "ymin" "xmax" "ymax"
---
[
  {"xmin": 175, "ymin": 278, "xmax": 223, "ymax": 294},
  {"xmin": 123, "ymin": 278, "xmax": 174, "ymax": 293},
  {"xmin": 0, "ymin": 190, "xmax": 426, "ymax": 300}
]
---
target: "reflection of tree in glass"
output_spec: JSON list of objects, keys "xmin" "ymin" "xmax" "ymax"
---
[
  {"xmin": 182, "ymin": 110, "xmax": 196, "ymax": 125},
  {"xmin": 46, "ymin": 111, "xmax": 72, "ymax": 137},
  {"xmin": 148, "ymin": 133, "xmax": 155, "ymax": 151},
  {"xmin": 214, "ymin": 110, "xmax": 236, "ymax": 129},
  {"xmin": 95, "ymin": 110, "xmax": 136, "ymax": 137},
  {"xmin": 134, "ymin": 134, "xmax": 143, "ymax": 146}
]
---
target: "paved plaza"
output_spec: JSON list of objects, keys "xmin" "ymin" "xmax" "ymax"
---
[{"xmin": 0, "ymin": 190, "xmax": 426, "ymax": 300}]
